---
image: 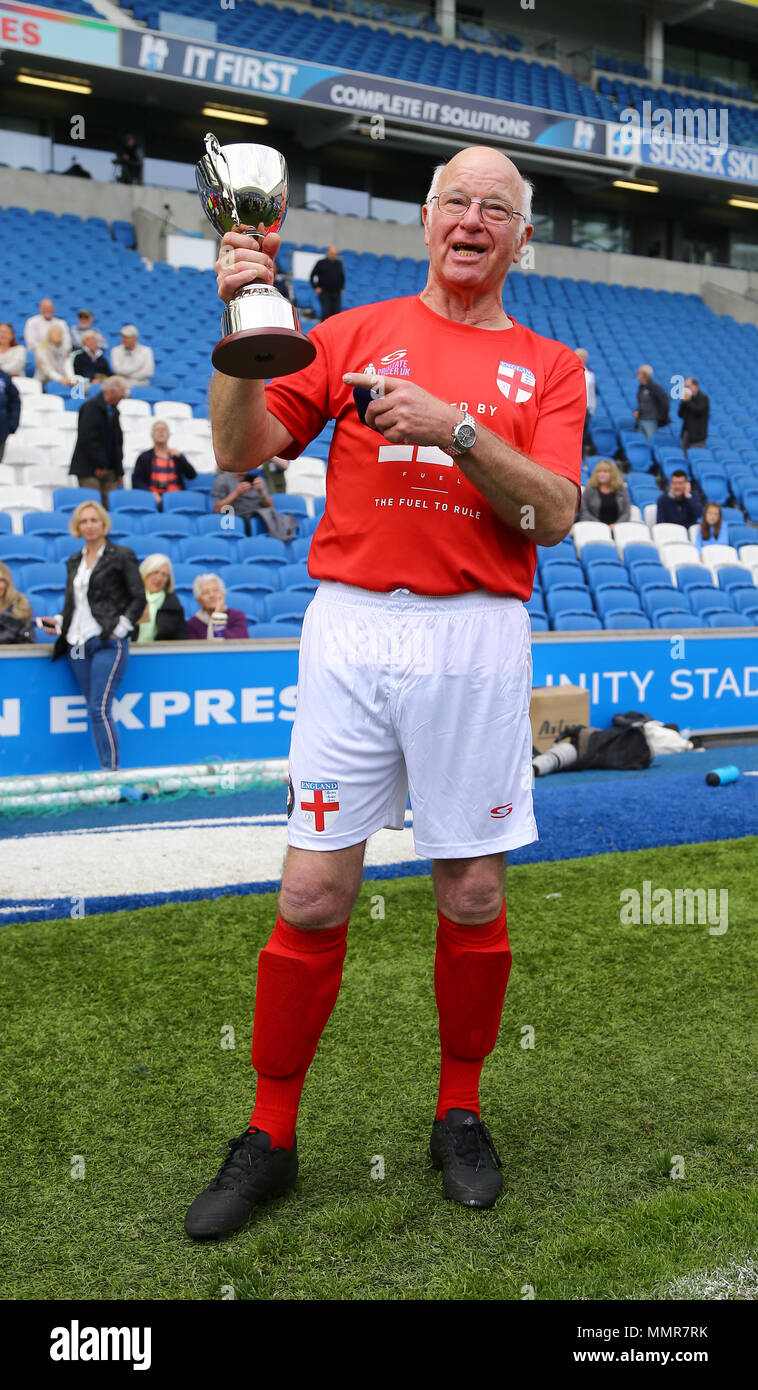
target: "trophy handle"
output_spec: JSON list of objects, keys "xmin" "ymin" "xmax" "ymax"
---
[{"xmin": 203, "ymin": 131, "xmax": 265, "ymax": 244}]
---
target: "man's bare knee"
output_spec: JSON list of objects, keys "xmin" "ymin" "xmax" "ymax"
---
[
  {"xmin": 433, "ymin": 854, "xmax": 506, "ymax": 925},
  {"xmin": 279, "ymin": 843, "xmax": 366, "ymax": 929}
]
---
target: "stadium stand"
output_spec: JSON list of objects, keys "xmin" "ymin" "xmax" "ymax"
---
[
  {"xmin": 109, "ymin": 0, "xmax": 758, "ymax": 145},
  {"xmin": 2, "ymin": 191, "xmax": 757, "ymax": 636}
]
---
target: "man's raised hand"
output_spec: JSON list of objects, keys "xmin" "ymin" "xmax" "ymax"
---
[{"xmin": 215, "ymin": 229, "xmax": 281, "ymax": 304}]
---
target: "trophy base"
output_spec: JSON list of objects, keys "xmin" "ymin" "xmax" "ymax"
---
[{"xmin": 212, "ymin": 327, "xmax": 316, "ymax": 379}]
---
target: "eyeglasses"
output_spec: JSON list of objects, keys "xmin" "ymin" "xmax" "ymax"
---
[{"xmin": 429, "ymin": 191, "xmax": 526, "ymax": 225}]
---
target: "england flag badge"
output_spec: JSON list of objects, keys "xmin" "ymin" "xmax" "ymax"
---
[{"xmin": 496, "ymin": 361, "xmax": 535, "ymax": 404}]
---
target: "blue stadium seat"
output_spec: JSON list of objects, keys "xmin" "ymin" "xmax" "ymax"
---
[
  {"xmin": 733, "ymin": 591, "xmax": 758, "ymax": 617},
  {"xmin": 273, "ymin": 494, "xmax": 309, "ymax": 518},
  {"xmin": 178, "ymin": 538, "xmax": 238, "ymax": 566},
  {"xmin": 53, "ymin": 487, "xmax": 99, "ymax": 513},
  {"xmin": 594, "ymin": 586, "xmax": 642, "ymax": 617},
  {"xmin": 162, "ymin": 492, "xmax": 209, "ymax": 514},
  {"xmin": 643, "ymin": 587, "xmax": 692, "ymax": 619},
  {"xmin": 603, "ymin": 613, "xmax": 652, "ymax": 630},
  {"xmin": 0, "ymin": 536, "xmax": 47, "ymax": 565},
  {"xmin": 538, "ymin": 559, "xmax": 584, "ymax": 587},
  {"xmin": 220, "ymin": 564, "xmax": 276, "ymax": 594},
  {"xmin": 716, "ymin": 566, "xmax": 756, "ymax": 594},
  {"xmin": 195, "ymin": 513, "xmax": 246, "ymax": 538},
  {"xmin": 249, "ymin": 621, "xmax": 302, "ymax": 638},
  {"xmin": 552, "ymin": 613, "xmax": 602, "ymax": 631},
  {"xmin": 236, "ymin": 537, "xmax": 290, "ymax": 566},
  {"xmin": 279, "ymin": 563, "xmax": 318, "ymax": 593},
  {"xmin": 545, "ymin": 589, "xmax": 594, "ymax": 620},
  {"xmin": 528, "ymin": 613, "xmax": 548, "ymax": 632},
  {"xmin": 689, "ymin": 590, "xmax": 736, "ymax": 616},
  {"xmin": 264, "ymin": 592, "xmax": 312, "ymax": 623},
  {"xmin": 139, "ymin": 513, "xmax": 196, "ymax": 539},
  {"xmin": 706, "ymin": 612, "xmax": 753, "ymax": 628},
  {"xmin": 110, "ymin": 490, "xmax": 158, "ymax": 515},
  {"xmin": 652, "ymin": 611, "xmax": 706, "ymax": 629}
]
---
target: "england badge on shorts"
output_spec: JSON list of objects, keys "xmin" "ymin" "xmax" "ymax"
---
[
  {"xmin": 300, "ymin": 780, "xmax": 340, "ymax": 831},
  {"xmin": 496, "ymin": 361, "xmax": 535, "ymax": 403}
]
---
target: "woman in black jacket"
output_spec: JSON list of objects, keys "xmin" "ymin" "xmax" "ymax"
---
[
  {"xmin": 136, "ymin": 554, "xmax": 187, "ymax": 641},
  {"xmin": 38, "ymin": 501, "xmax": 146, "ymax": 770}
]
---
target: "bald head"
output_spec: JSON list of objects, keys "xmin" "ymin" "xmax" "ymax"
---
[
  {"xmin": 426, "ymin": 147, "xmax": 533, "ymax": 225},
  {"xmin": 326, "ymin": 245, "xmax": 338, "ymax": 259}
]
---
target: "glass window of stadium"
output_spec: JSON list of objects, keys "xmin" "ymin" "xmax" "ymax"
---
[
  {"xmin": 730, "ymin": 236, "xmax": 758, "ymax": 272},
  {"xmin": 571, "ymin": 213, "xmax": 631, "ymax": 254}
]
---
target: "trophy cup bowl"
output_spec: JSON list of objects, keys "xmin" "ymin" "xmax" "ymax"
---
[{"xmin": 196, "ymin": 134, "xmax": 316, "ymax": 379}]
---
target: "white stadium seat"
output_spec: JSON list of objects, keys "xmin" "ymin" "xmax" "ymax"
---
[
  {"xmin": 0, "ymin": 484, "xmax": 53, "ymax": 532},
  {"xmin": 738, "ymin": 545, "xmax": 758, "ymax": 568},
  {"xmin": 628, "ymin": 504, "xmax": 642, "ymax": 523},
  {"xmin": 182, "ymin": 417, "xmax": 211, "ymax": 439},
  {"xmin": 572, "ymin": 520, "xmax": 614, "ymax": 554},
  {"xmin": 153, "ymin": 400, "xmax": 192, "ymax": 421},
  {"xmin": 659, "ymin": 543, "xmax": 701, "ymax": 570},
  {"xmin": 643, "ymin": 503, "xmax": 658, "ymax": 531},
  {"xmin": 613, "ymin": 521, "xmax": 651, "ymax": 552},
  {"xmin": 652, "ymin": 522, "xmax": 689, "ymax": 547},
  {"xmin": 118, "ymin": 398, "xmax": 151, "ymax": 420},
  {"xmin": 1, "ymin": 437, "xmax": 46, "ymax": 469},
  {"xmin": 0, "ymin": 465, "xmax": 19, "ymax": 487},
  {"xmin": 28, "ymin": 395, "xmax": 64, "ymax": 415},
  {"xmin": 13, "ymin": 378, "xmax": 42, "ymax": 397},
  {"xmin": 701, "ymin": 545, "xmax": 739, "ymax": 570}
]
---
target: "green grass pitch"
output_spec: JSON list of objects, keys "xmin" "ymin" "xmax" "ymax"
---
[{"xmin": 2, "ymin": 837, "xmax": 756, "ymax": 1301}]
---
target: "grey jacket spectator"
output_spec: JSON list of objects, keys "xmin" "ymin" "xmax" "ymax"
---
[
  {"xmin": 578, "ymin": 460, "xmax": 631, "ymax": 526},
  {"xmin": 69, "ymin": 383, "xmax": 125, "ymax": 480}
]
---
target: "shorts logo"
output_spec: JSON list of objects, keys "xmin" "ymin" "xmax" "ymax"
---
[
  {"xmin": 496, "ymin": 362, "xmax": 535, "ymax": 404},
  {"xmin": 286, "ymin": 775, "xmax": 294, "ymax": 819},
  {"xmin": 300, "ymin": 780, "xmax": 340, "ymax": 831},
  {"xmin": 490, "ymin": 804, "xmax": 513, "ymax": 818}
]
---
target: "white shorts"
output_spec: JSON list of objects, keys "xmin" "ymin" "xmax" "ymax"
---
[{"xmin": 286, "ymin": 582, "xmax": 537, "ymax": 859}]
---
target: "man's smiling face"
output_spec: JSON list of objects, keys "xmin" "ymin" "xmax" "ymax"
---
[{"xmin": 422, "ymin": 148, "xmax": 531, "ymax": 297}]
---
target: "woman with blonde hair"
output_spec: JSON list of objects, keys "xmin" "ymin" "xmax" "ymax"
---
[
  {"xmin": 37, "ymin": 501, "xmax": 145, "ymax": 769},
  {"xmin": 578, "ymin": 458, "xmax": 631, "ymax": 527},
  {"xmin": 0, "ymin": 560, "xmax": 34, "ymax": 642},
  {"xmin": 34, "ymin": 323, "xmax": 76, "ymax": 386},
  {"xmin": 136, "ymin": 554, "xmax": 187, "ymax": 641}
]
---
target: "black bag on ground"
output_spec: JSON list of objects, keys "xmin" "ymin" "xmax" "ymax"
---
[{"xmin": 562, "ymin": 723, "xmax": 653, "ymax": 771}]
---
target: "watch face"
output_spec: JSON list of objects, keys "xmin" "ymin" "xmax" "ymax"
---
[{"xmin": 455, "ymin": 422, "xmax": 476, "ymax": 449}]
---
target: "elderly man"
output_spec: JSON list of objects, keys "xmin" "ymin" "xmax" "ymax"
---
[
  {"xmin": 72, "ymin": 332, "xmax": 111, "ymax": 383},
  {"xmin": 69, "ymin": 376, "xmax": 127, "ymax": 505},
  {"xmin": 309, "ymin": 245, "xmax": 345, "ymax": 319},
  {"xmin": 184, "ymin": 146, "xmax": 585, "ymax": 1241},
  {"xmin": 633, "ymin": 364, "xmax": 669, "ymax": 442},
  {"xmin": 111, "ymin": 325, "xmax": 155, "ymax": 387},
  {"xmin": 70, "ymin": 309, "xmax": 108, "ymax": 353},
  {"xmin": 24, "ymin": 298, "xmax": 71, "ymax": 356}
]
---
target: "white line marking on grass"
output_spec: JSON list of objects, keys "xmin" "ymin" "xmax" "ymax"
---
[{"xmin": 656, "ymin": 1257, "xmax": 758, "ymax": 1300}]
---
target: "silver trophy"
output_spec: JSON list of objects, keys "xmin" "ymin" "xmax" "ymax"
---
[{"xmin": 196, "ymin": 133, "xmax": 316, "ymax": 379}]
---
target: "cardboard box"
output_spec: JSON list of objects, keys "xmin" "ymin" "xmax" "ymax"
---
[{"xmin": 529, "ymin": 684, "xmax": 590, "ymax": 753}]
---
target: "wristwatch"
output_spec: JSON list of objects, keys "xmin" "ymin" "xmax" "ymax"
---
[{"xmin": 445, "ymin": 411, "xmax": 477, "ymax": 457}]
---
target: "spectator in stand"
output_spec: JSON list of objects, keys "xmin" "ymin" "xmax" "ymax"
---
[
  {"xmin": 575, "ymin": 347, "xmax": 596, "ymax": 459},
  {"xmin": 578, "ymin": 459, "xmax": 631, "ymax": 527},
  {"xmin": 38, "ymin": 501, "xmax": 145, "ymax": 770},
  {"xmin": 310, "ymin": 245, "xmax": 345, "ymax": 319},
  {"xmin": 186, "ymin": 573, "xmax": 248, "ymax": 641},
  {"xmin": 35, "ymin": 324, "xmax": 76, "ymax": 387},
  {"xmin": 24, "ymin": 298, "xmax": 71, "ymax": 356},
  {"xmin": 0, "ymin": 561, "xmax": 33, "ymax": 643},
  {"xmin": 0, "ymin": 367, "xmax": 21, "ymax": 464},
  {"xmin": 136, "ymin": 554, "xmax": 187, "ymax": 641},
  {"xmin": 656, "ymin": 469, "xmax": 703, "ymax": 528},
  {"xmin": 212, "ymin": 464, "xmax": 297, "ymax": 539},
  {"xmin": 262, "ymin": 455, "xmax": 289, "ymax": 495},
  {"xmin": 695, "ymin": 502, "xmax": 729, "ymax": 553},
  {"xmin": 111, "ymin": 325, "xmax": 155, "ymax": 387},
  {"xmin": 633, "ymin": 364, "xmax": 669, "ymax": 442},
  {"xmin": 678, "ymin": 377, "xmax": 710, "ymax": 451},
  {"xmin": 70, "ymin": 309, "xmax": 108, "ymax": 353},
  {"xmin": 114, "ymin": 134, "xmax": 143, "ymax": 186},
  {"xmin": 0, "ymin": 323, "xmax": 27, "ymax": 377},
  {"xmin": 132, "ymin": 420, "xmax": 196, "ymax": 501},
  {"xmin": 69, "ymin": 376, "xmax": 126, "ymax": 505},
  {"xmin": 273, "ymin": 261, "xmax": 291, "ymax": 301},
  {"xmin": 72, "ymin": 332, "xmax": 111, "ymax": 383}
]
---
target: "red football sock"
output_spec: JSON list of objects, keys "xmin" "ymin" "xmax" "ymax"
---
[
  {"xmin": 434, "ymin": 902, "xmax": 512, "ymax": 1120},
  {"xmin": 249, "ymin": 915, "xmax": 348, "ymax": 1149}
]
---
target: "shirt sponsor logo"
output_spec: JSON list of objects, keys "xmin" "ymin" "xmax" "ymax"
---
[
  {"xmin": 300, "ymin": 779, "xmax": 340, "ymax": 831},
  {"xmin": 489, "ymin": 804, "xmax": 513, "ymax": 818},
  {"xmin": 496, "ymin": 361, "xmax": 535, "ymax": 404}
]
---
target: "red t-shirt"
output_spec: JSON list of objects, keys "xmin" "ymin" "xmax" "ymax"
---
[{"xmin": 265, "ymin": 294, "xmax": 584, "ymax": 597}]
